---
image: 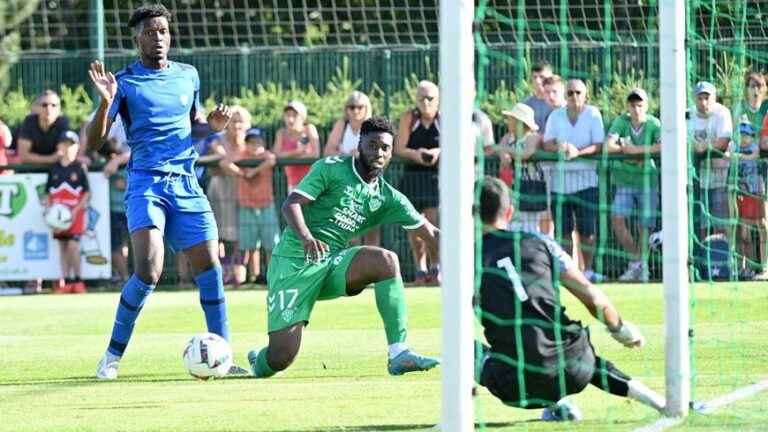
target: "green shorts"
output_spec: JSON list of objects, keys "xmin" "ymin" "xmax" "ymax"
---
[{"xmin": 266, "ymin": 246, "xmax": 363, "ymax": 332}]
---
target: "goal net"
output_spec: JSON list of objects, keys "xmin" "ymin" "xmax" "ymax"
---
[{"xmin": 469, "ymin": 0, "xmax": 768, "ymax": 429}]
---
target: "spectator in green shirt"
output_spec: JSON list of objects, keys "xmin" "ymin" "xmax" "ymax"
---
[{"xmin": 604, "ymin": 88, "xmax": 661, "ymax": 282}]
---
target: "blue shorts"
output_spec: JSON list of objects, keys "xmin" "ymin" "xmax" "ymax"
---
[
  {"xmin": 125, "ymin": 170, "xmax": 218, "ymax": 252},
  {"xmin": 611, "ymin": 186, "xmax": 659, "ymax": 229}
]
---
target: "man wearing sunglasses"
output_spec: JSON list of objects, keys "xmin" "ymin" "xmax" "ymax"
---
[
  {"xmin": 17, "ymin": 90, "xmax": 71, "ymax": 165},
  {"xmin": 542, "ymin": 79, "xmax": 605, "ymax": 283},
  {"xmin": 395, "ymin": 80, "xmax": 442, "ymax": 285}
]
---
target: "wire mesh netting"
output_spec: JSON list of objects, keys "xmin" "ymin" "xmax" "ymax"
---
[{"xmin": 473, "ymin": 0, "xmax": 768, "ymax": 429}]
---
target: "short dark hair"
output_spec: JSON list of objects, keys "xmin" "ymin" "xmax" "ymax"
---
[
  {"xmin": 360, "ymin": 116, "xmax": 393, "ymax": 136},
  {"xmin": 36, "ymin": 89, "xmax": 59, "ymax": 103},
  {"xmin": 531, "ymin": 60, "xmax": 552, "ymax": 74},
  {"xmin": 479, "ymin": 176, "xmax": 511, "ymax": 225},
  {"xmin": 128, "ymin": 4, "xmax": 172, "ymax": 30}
]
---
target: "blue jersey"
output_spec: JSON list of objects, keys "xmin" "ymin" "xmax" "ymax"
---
[{"xmin": 108, "ymin": 60, "xmax": 203, "ymax": 176}]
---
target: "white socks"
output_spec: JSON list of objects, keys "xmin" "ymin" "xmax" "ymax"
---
[
  {"xmin": 388, "ymin": 343, "xmax": 407, "ymax": 359},
  {"xmin": 628, "ymin": 379, "xmax": 666, "ymax": 412}
]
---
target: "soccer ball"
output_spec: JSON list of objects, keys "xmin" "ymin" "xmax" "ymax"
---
[
  {"xmin": 649, "ymin": 230, "xmax": 663, "ymax": 251},
  {"xmin": 182, "ymin": 333, "xmax": 233, "ymax": 380},
  {"xmin": 43, "ymin": 203, "xmax": 73, "ymax": 231}
]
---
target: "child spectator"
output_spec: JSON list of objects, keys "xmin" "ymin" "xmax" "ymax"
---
[
  {"xmin": 46, "ymin": 131, "xmax": 90, "ymax": 294},
  {"xmin": 274, "ymin": 100, "xmax": 320, "ymax": 190},
  {"xmin": 728, "ymin": 123, "xmax": 764, "ymax": 279},
  {"xmin": 219, "ymin": 128, "xmax": 279, "ymax": 284}
]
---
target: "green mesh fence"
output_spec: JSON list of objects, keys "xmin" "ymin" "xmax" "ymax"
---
[{"xmin": 474, "ymin": 0, "xmax": 768, "ymax": 429}]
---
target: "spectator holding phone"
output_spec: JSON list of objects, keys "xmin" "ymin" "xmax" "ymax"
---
[{"xmin": 395, "ymin": 80, "xmax": 441, "ymax": 284}]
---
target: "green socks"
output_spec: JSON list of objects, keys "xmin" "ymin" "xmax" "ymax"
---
[
  {"xmin": 251, "ymin": 348, "xmax": 277, "ymax": 378},
  {"xmin": 374, "ymin": 276, "xmax": 408, "ymax": 345}
]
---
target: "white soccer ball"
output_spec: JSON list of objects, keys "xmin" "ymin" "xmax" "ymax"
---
[
  {"xmin": 43, "ymin": 203, "xmax": 73, "ymax": 231},
  {"xmin": 649, "ymin": 230, "xmax": 663, "ymax": 251},
  {"xmin": 182, "ymin": 333, "xmax": 233, "ymax": 380}
]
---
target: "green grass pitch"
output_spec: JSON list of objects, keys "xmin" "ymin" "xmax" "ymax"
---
[{"xmin": 1, "ymin": 283, "xmax": 766, "ymax": 431}]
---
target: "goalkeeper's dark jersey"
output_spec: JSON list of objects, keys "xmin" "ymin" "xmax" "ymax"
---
[{"xmin": 480, "ymin": 230, "xmax": 591, "ymax": 371}]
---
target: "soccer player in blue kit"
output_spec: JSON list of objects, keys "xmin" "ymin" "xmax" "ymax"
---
[{"xmin": 87, "ymin": 4, "xmax": 245, "ymax": 379}]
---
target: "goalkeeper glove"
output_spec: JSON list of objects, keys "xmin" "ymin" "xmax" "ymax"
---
[{"xmin": 608, "ymin": 321, "xmax": 645, "ymax": 348}]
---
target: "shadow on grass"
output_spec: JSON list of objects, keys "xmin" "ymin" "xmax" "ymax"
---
[
  {"xmin": 270, "ymin": 421, "xmax": 531, "ymax": 432},
  {"xmin": 0, "ymin": 373, "xmax": 198, "ymax": 386}
]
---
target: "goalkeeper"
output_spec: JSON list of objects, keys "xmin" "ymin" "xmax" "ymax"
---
[{"xmin": 476, "ymin": 176, "xmax": 665, "ymax": 420}]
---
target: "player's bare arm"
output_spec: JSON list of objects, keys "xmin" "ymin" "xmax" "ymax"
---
[
  {"xmin": 281, "ymin": 192, "xmax": 329, "ymax": 262},
  {"xmin": 413, "ymin": 221, "xmax": 440, "ymax": 262},
  {"xmin": 86, "ymin": 60, "xmax": 117, "ymax": 152}
]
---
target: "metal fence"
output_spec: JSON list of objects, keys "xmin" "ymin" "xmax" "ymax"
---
[{"xmin": 5, "ymin": 152, "xmax": 762, "ymax": 287}]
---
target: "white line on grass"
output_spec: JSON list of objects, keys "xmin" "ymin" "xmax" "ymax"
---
[
  {"xmin": 697, "ymin": 379, "xmax": 768, "ymax": 414},
  {"xmin": 633, "ymin": 378, "xmax": 768, "ymax": 432},
  {"xmin": 633, "ymin": 416, "xmax": 684, "ymax": 432}
]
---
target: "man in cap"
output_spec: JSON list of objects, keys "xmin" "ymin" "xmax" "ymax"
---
[
  {"xmin": 604, "ymin": 88, "xmax": 661, "ymax": 282},
  {"xmin": 688, "ymin": 81, "xmax": 733, "ymax": 238}
]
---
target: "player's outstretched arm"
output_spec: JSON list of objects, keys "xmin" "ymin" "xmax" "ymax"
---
[
  {"xmin": 86, "ymin": 61, "xmax": 117, "ymax": 152},
  {"xmin": 413, "ymin": 221, "xmax": 440, "ymax": 262},
  {"xmin": 281, "ymin": 192, "xmax": 329, "ymax": 262},
  {"xmin": 561, "ymin": 268, "xmax": 644, "ymax": 348}
]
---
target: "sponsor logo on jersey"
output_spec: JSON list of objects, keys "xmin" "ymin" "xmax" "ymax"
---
[{"xmin": 369, "ymin": 197, "xmax": 382, "ymax": 212}]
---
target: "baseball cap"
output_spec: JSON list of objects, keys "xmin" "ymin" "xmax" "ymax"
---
[
  {"xmin": 739, "ymin": 123, "xmax": 756, "ymax": 136},
  {"xmin": 245, "ymin": 127, "xmax": 264, "ymax": 141},
  {"xmin": 58, "ymin": 130, "xmax": 80, "ymax": 145},
  {"xmin": 627, "ymin": 88, "xmax": 648, "ymax": 101},
  {"xmin": 694, "ymin": 81, "xmax": 717, "ymax": 96},
  {"xmin": 284, "ymin": 100, "xmax": 308, "ymax": 119}
]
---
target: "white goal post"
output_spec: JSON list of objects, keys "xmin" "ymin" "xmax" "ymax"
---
[
  {"xmin": 659, "ymin": 0, "xmax": 691, "ymax": 418},
  {"xmin": 440, "ymin": 0, "xmax": 690, "ymax": 427},
  {"xmin": 439, "ymin": 0, "xmax": 476, "ymax": 431}
]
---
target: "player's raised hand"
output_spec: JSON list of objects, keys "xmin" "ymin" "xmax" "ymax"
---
[
  {"xmin": 302, "ymin": 236, "xmax": 330, "ymax": 264},
  {"xmin": 88, "ymin": 61, "xmax": 117, "ymax": 104},
  {"xmin": 208, "ymin": 104, "xmax": 232, "ymax": 132},
  {"xmin": 609, "ymin": 321, "xmax": 645, "ymax": 348}
]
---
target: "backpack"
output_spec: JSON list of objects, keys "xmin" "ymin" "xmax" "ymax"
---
[{"xmin": 693, "ymin": 234, "xmax": 732, "ymax": 281}]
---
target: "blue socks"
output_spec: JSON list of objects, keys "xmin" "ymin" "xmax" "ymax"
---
[
  {"xmin": 108, "ymin": 274, "xmax": 155, "ymax": 356},
  {"xmin": 106, "ymin": 266, "xmax": 229, "ymax": 357},
  {"xmin": 196, "ymin": 265, "xmax": 230, "ymax": 341}
]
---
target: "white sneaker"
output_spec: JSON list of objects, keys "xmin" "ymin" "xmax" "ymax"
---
[
  {"xmin": 541, "ymin": 399, "xmax": 583, "ymax": 421},
  {"xmin": 638, "ymin": 267, "xmax": 650, "ymax": 282},
  {"xmin": 619, "ymin": 265, "xmax": 639, "ymax": 282},
  {"xmin": 96, "ymin": 352, "xmax": 120, "ymax": 380}
]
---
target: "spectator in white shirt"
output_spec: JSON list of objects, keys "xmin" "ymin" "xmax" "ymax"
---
[
  {"xmin": 688, "ymin": 81, "xmax": 733, "ymax": 238},
  {"xmin": 542, "ymin": 79, "xmax": 605, "ymax": 282}
]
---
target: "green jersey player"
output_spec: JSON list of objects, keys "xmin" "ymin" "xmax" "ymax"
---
[{"xmin": 248, "ymin": 116, "xmax": 441, "ymax": 377}]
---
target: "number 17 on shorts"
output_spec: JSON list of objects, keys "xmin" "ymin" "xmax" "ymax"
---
[{"xmin": 268, "ymin": 289, "xmax": 299, "ymax": 324}]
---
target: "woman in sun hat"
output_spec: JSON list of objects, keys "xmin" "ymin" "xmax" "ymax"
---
[{"xmin": 496, "ymin": 103, "xmax": 545, "ymax": 233}]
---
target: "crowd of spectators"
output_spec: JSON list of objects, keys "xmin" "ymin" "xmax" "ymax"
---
[{"xmin": 3, "ymin": 62, "xmax": 768, "ymax": 291}]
